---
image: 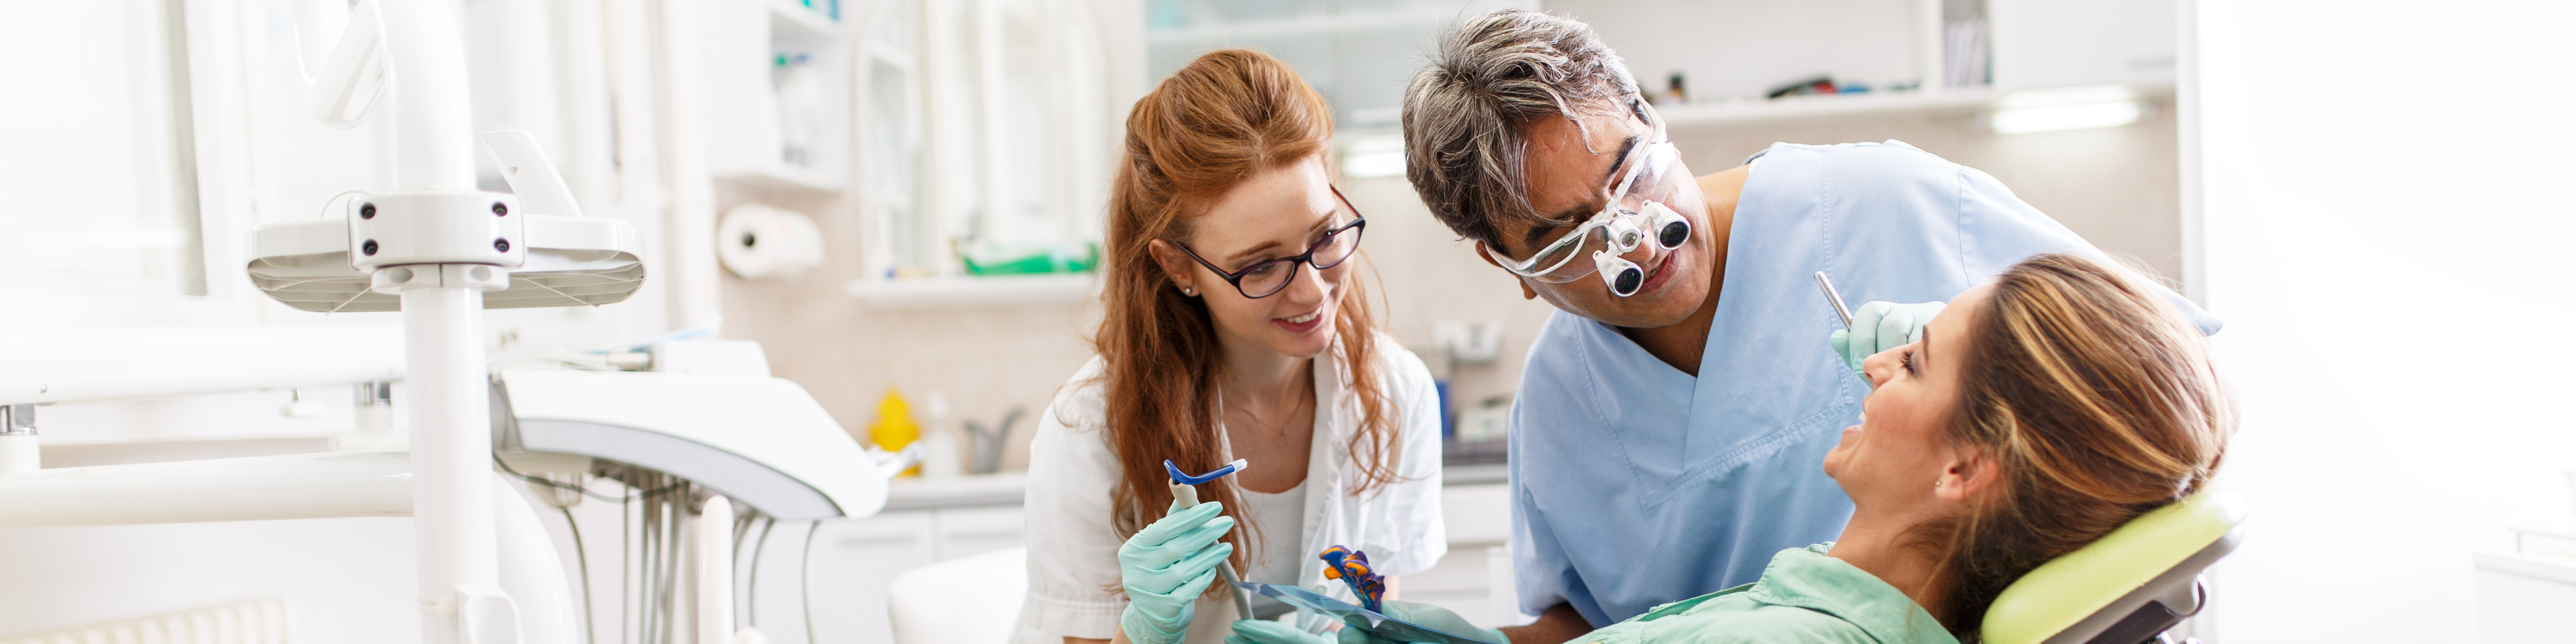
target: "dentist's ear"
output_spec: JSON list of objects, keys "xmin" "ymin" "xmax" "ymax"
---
[
  {"xmin": 1146, "ymin": 239, "xmax": 1199, "ymax": 297},
  {"xmin": 1474, "ymin": 241, "xmax": 1540, "ymax": 301}
]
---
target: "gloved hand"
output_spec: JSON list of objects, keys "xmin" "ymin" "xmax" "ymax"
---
[
  {"xmin": 1333, "ymin": 601, "xmax": 1507, "ymax": 644},
  {"xmin": 1118, "ymin": 500, "xmax": 1238, "ymax": 644},
  {"xmin": 1226, "ymin": 619, "xmax": 1337, "ymax": 644},
  {"xmin": 1827, "ymin": 301, "xmax": 1947, "ymax": 377}
]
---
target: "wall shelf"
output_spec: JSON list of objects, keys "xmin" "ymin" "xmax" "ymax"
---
[
  {"xmin": 1656, "ymin": 83, "xmax": 2171, "ymax": 128},
  {"xmin": 1144, "ymin": 6, "xmax": 1453, "ymax": 45},
  {"xmin": 770, "ymin": 1, "xmax": 840, "ymax": 39},
  {"xmin": 845, "ymin": 274, "xmax": 1097, "ymax": 309},
  {"xmin": 1657, "ymin": 87, "xmax": 2000, "ymax": 127},
  {"xmin": 716, "ymin": 166, "xmax": 844, "ymax": 195}
]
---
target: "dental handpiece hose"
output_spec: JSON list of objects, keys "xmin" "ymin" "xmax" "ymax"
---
[{"xmin": 1167, "ymin": 459, "xmax": 1257, "ymax": 621}]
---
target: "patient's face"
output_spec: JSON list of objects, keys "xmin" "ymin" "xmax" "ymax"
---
[{"xmin": 1823, "ymin": 285, "xmax": 1985, "ymax": 508}]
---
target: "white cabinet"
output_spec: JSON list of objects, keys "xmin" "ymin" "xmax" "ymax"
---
[
  {"xmin": 850, "ymin": 0, "xmax": 1110, "ymax": 294},
  {"xmin": 1142, "ymin": 0, "xmax": 1513, "ymax": 129},
  {"xmin": 1987, "ymin": 0, "xmax": 2176, "ymax": 90},
  {"xmin": 800, "ymin": 504, "xmax": 1027, "ymax": 644},
  {"xmin": 1440, "ymin": 483, "xmax": 1513, "ymax": 547},
  {"xmin": 1413, "ymin": 484, "xmax": 1529, "ymax": 628},
  {"xmin": 934, "ymin": 505, "xmax": 1029, "ymax": 561},
  {"xmin": 701, "ymin": 1, "xmax": 852, "ymax": 193}
]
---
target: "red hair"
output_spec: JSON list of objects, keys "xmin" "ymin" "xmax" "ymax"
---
[{"xmin": 1092, "ymin": 49, "xmax": 1401, "ymax": 578}]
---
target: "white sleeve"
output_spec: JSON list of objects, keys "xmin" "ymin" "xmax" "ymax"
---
[
  {"xmin": 1016, "ymin": 372, "xmax": 1130, "ymax": 639},
  {"xmin": 1373, "ymin": 345, "xmax": 1449, "ymax": 578}
]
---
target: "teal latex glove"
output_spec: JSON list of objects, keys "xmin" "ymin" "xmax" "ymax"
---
[
  {"xmin": 1333, "ymin": 601, "xmax": 1507, "ymax": 644},
  {"xmin": 1226, "ymin": 619, "xmax": 1336, "ymax": 644},
  {"xmin": 1118, "ymin": 500, "xmax": 1238, "ymax": 644},
  {"xmin": 1827, "ymin": 301, "xmax": 1947, "ymax": 377}
]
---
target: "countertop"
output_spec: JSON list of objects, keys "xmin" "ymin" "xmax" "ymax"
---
[
  {"xmin": 883, "ymin": 472, "xmax": 1032, "ymax": 511},
  {"xmin": 880, "ymin": 462, "xmax": 1509, "ymax": 511}
]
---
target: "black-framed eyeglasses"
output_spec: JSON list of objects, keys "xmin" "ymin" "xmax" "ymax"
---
[{"xmin": 1173, "ymin": 188, "xmax": 1367, "ymax": 299}]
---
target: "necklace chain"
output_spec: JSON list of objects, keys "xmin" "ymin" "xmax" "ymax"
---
[{"xmin": 1222, "ymin": 380, "xmax": 1311, "ymax": 438}]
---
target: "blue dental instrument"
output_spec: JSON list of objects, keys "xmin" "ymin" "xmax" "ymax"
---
[
  {"xmin": 1166, "ymin": 458, "xmax": 1248, "ymax": 485},
  {"xmin": 1165, "ymin": 458, "xmax": 1256, "ymax": 619}
]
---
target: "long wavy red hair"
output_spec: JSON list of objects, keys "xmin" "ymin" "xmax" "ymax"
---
[{"xmin": 1093, "ymin": 49, "xmax": 1401, "ymax": 576}]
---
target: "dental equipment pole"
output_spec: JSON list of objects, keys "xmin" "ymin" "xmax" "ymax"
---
[
  {"xmin": 0, "ymin": 405, "xmax": 36, "ymax": 478},
  {"xmin": 695, "ymin": 496, "xmax": 739, "ymax": 644},
  {"xmin": 371, "ymin": 0, "xmax": 515, "ymax": 639},
  {"xmin": 1165, "ymin": 460, "xmax": 1256, "ymax": 621}
]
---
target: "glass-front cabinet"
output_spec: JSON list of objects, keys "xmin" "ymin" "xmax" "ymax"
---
[{"xmin": 851, "ymin": 0, "xmax": 1110, "ymax": 305}]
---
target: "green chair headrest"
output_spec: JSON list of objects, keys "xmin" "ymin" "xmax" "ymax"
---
[{"xmin": 1979, "ymin": 491, "xmax": 2247, "ymax": 644}]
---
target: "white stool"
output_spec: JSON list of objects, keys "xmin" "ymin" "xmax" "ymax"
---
[{"xmin": 888, "ymin": 547, "xmax": 1032, "ymax": 644}]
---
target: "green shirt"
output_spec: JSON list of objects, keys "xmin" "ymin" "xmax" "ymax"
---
[{"xmin": 1567, "ymin": 544, "xmax": 1960, "ymax": 644}]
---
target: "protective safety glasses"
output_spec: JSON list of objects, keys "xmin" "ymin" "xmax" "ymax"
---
[
  {"xmin": 1175, "ymin": 187, "xmax": 1367, "ymax": 299},
  {"xmin": 1496, "ymin": 102, "xmax": 1691, "ymax": 297}
]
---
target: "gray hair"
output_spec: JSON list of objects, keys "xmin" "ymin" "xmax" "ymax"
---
[{"xmin": 1401, "ymin": 9, "xmax": 1640, "ymax": 250}]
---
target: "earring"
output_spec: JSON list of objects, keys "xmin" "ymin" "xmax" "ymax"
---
[
  {"xmin": 1934, "ymin": 479, "xmax": 1945, "ymax": 488},
  {"xmin": 1181, "ymin": 286, "xmax": 1197, "ymax": 296}
]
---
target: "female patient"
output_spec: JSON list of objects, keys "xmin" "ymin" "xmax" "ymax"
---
[{"xmin": 1376, "ymin": 253, "xmax": 2230, "ymax": 643}]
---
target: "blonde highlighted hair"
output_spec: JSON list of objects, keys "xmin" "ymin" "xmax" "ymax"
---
[{"xmin": 1925, "ymin": 254, "xmax": 2231, "ymax": 636}]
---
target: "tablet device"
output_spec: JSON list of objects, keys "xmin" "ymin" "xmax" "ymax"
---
[{"xmin": 1231, "ymin": 582, "xmax": 1503, "ymax": 644}]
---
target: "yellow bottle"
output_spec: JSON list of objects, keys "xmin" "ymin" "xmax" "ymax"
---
[{"xmin": 870, "ymin": 388, "xmax": 921, "ymax": 477}]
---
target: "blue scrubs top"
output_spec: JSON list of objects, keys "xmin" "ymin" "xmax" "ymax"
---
[{"xmin": 1507, "ymin": 141, "xmax": 2219, "ymax": 627}]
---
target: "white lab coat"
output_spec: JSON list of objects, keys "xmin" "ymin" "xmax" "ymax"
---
[{"xmin": 1016, "ymin": 334, "xmax": 1448, "ymax": 643}]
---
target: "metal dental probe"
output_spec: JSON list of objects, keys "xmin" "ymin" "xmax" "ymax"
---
[
  {"xmin": 1814, "ymin": 271, "xmax": 1854, "ymax": 328},
  {"xmin": 1815, "ymin": 270, "xmax": 1874, "ymax": 407}
]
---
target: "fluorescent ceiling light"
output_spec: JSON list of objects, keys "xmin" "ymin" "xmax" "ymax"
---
[
  {"xmin": 1341, "ymin": 134, "xmax": 1406, "ymax": 178},
  {"xmin": 1990, "ymin": 84, "xmax": 2143, "ymax": 134},
  {"xmin": 87, "ymin": 228, "xmax": 189, "ymax": 249},
  {"xmin": 1344, "ymin": 152, "xmax": 1407, "ymax": 178}
]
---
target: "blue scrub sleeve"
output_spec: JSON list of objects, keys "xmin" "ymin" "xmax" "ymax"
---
[
  {"xmin": 1951, "ymin": 158, "xmax": 2223, "ymax": 335},
  {"xmin": 1509, "ymin": 459, "xmax": 1593, "ymax": 626}
]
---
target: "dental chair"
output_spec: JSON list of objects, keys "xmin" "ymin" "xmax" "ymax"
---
[
  {"xmin": 1980, "ymin": 492, "xmax": 2247, "ymax": 644},
  {"xmin": 888, "ymin": 547, "xmax": 1034, "ymax": 644}
]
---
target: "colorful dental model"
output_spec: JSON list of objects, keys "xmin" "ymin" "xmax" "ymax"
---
[
  {"xmin": 1165, "ymin": 458, "xmax": 1256, "ymax": 620},
  {"xmin": 1320, "ymin": 545, "xmax": 1387, "ymax": 612}
]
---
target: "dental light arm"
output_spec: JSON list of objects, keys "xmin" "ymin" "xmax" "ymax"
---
[
  {"xmin": 247, "ymin": 1, "xmax": 645, "ymax": 642},
  {"xmin": 298, "ymin": 0, "xmax": 388, "ymax": 129},
  {"xmin": 481, "ymin": 130, "xmax": 583, "ymax": 219}
]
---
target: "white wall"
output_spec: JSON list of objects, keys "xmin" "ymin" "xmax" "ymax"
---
[
  {"xmin": 2189, "ymin": 1, "xmax": 2576, "ymax": 641},
  {"xmin": 1548, "ymin": 0, "xmax": 1931, "ymax": 100},
  {"xmin": 0, "ymin": 519, "xmax": 417, "ymax": 639}
]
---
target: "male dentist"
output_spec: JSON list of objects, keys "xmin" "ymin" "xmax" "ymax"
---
[{"xmin": 1358, "ymin": 9, "xmax": 2220, "ymax": 644}]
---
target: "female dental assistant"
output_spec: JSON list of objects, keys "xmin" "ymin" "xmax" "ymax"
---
[{"xmin": 1016, "ymin": 49, "xmax": 1447, "ymax": 644}]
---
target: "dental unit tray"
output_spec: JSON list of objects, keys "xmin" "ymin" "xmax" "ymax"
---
[{"xmin": 1231, "ymin": 582, "xmax": 1505, "ymax": 644}]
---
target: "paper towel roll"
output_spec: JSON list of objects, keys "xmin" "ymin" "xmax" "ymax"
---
[{"xmin": 717, "ymin": 204, "xmax": 826, "ymax": 279}]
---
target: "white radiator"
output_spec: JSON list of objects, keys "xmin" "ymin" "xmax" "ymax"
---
[{"xmin": 0, "ymin": 598, "xmax": 293, "ymax": 644}]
